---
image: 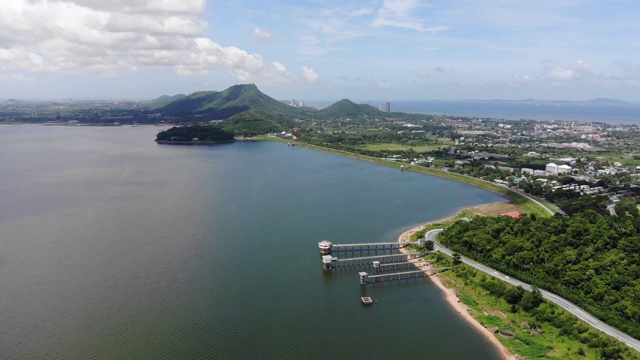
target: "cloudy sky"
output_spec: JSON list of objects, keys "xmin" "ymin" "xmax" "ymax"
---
[{"xmin": 1, "ymin": 0, "xmax": 640, "ymax": 101}]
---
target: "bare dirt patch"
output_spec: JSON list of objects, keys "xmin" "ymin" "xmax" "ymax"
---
[
  {"xmin": 466, "ymin": 202, "xmax": 522, "ymax": 217},
  {"xmin": 486, "ymin": 310, "xmax": 508, "ymax": 319}
]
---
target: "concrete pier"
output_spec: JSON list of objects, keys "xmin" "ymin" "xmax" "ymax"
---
[
  {"xmin": 319, "ymin": 241, "xmax": 419, "ymax": 255},
  {"xmin": 322, "ymin": 252, "xmax": 426, "ymax": 270},
  {"xmin": 372, "ymin": 259, "xmax": 437, "ymax": 273},
  {"xmin": 359, "ymin": 267, "xmax": 451, "ymax": 285}
]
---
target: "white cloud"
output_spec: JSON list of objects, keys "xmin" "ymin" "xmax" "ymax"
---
[
  {"xmin": 302, "ymin": 66, "xmax": 319, "ymax": 83},
  {"xmin": 253, "ymin": 27, "xmax": 272, "ymax": 40},
  {"xmin": 272, "ymin": 61, "xmax": 288, "ymax": 73},
  {"xmin": 425, "ymin": 25, "xmax": 448, "ymax": 33},
  {"xmin": 548, "ymin": 67, "xmax": 574, "ymax": 81},
  {"xmin": 371, "ymin": 0, "xmax": 426, "ymax": 31},
  {"xmin": 350, "ymin": 7, "xmax": 374, "ymax": 17},
  {"xmin": 538, "ymin": 60, "xmax": 614, "ymax": 82},
  {"xmin": 0, "ymin": 73, "xmax": 36, "ymax": 82},
  {"xmin": 513, "ymin": 74, "xmax": 532, "ymax": 82},
  {"xmin": 539, "ymin": 60, "xmax": 574, "ymax": 81},
  {"xmin": 0, "ymin": 0, "xmax": 293, "ymax": 84}
]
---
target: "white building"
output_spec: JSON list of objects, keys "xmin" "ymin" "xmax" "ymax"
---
[
  {"xmin": 545, "ymin": 163, "xmax": 558, "ymax": 175},
  {"xmin": 557, "ymin": 164, "xmax": 572, "ymax": 174},
  {"xmin": 521, "ymin": 168, "xmax": 534, "ymax": 175}
]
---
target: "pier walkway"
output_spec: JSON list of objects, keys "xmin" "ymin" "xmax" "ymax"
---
[
  {"xmin": 374, "ymin": 259, "xmax": 437, "ymax": 273},
  {"xmin": 322, "ymin": 252, "xmax": 426, "ymax": 270},
  {"xmin": 359, "ymin": 267, "xmax": 451, "ymax": 284},
  {"xmin": 319, "ymin": 240, "xmax": 419, "ymax": 255}
]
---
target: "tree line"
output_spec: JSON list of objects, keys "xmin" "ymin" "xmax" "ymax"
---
[{"xmin": 439, "ymin": 209, "xmax": 640, "ymax": 340}]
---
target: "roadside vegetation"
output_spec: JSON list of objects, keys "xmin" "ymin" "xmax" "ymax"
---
[
  {"xmin": 431, "ymin": 257, "xmax": 636, "ymax": 359},
  {"xmin": 439, "ymin": 210, "xmax": 640, "ymax": 342}
]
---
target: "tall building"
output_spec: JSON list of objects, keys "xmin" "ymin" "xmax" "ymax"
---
[{"xmin": 385, "ymin": 102, "xmax": 390, "ymax": 112}]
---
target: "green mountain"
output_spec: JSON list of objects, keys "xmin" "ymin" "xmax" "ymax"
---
[
  {"xmin": 149, "ymin": 94, "xmax": 187, "ymax": 105},
  {"xmin": 219, "ymin": 109, "xmax": 289, "ymax": 136},
  {"xmin": 153, "ymin": 83, "xmax": 313, "ymax": 120},
  {"xmin": 319, "ymin": 99, "xmax": 384, "ymax": 118},
  {"xmin": 151, "ymin": 84, "xmax": 393, "ymax": 132}
]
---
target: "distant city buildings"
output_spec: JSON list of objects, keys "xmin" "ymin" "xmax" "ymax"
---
[
  {"xmin": 378, "ymin": 102, "xmax": 391, "ymax": 112},
  {"xmin": 289, "ymin": 99, "xmax": 305, "ymax": 108}
]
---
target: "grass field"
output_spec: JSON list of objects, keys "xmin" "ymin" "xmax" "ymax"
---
[{"xmin": 357, "ymin": 142, "xmax": 451, "ymax": 152}]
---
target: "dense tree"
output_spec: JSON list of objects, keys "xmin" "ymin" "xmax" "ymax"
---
[
  {"xmin": 439, "ymin": 211, "xmax": 640, "ymax": 339},
  {"xmin": 155, "ymin": 124, "xmax": 235, "ymax": 142},
  {"xmin": 424, "ymin": 240, "xmax": 434, "ymax": 251},
  {"xmin": 615, "ymin": 197, "xmax": 639, "ymax": 218}
]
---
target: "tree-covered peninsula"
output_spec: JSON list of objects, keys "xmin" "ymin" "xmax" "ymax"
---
[{"xmin": 155, "ymin": 124, "xmax": 235, "ymax": 144}]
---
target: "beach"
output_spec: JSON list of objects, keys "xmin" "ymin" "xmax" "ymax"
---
[{"xmin": 398, "ymin": 220, "xmax": 516, "ymax": 360}]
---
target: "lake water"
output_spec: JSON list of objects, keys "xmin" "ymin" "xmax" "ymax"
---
[{"xmin": 0, "ymin": 125, "xmax": 505, "ymax": 359}]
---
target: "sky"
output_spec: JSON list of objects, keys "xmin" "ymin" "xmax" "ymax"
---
[{"xmin": 1, "ymin": 0, "xmax": 640, "ymax": 101}]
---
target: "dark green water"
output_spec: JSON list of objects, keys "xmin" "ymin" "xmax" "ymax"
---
[{"xmin": 0, "ymin": 125, "xmax": 505, "ymax": 359}]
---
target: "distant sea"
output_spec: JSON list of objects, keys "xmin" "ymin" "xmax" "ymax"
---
[{"xmin": 308, "ymin": 100, "xmax": 640, "ymax": 125}]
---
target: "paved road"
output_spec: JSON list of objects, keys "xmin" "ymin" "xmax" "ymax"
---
[
  {"xmin": 431, "ymin": 169, "xmax": 564, "ymax": 217},
  {"xmin": 427, "ymin": 229, "xmax": 640, "ymax": 352},
  {"xmin": 501, "ymin": 185, "xmax": 563, "ymax": 216}
]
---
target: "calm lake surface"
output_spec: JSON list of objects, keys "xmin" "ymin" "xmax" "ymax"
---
[{"xmin": 0, "ymin": 125, "xmax": 505, "ymax": 359}]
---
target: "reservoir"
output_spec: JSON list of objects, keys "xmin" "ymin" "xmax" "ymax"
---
[{"xmin": 0, "ymin": 125, "xmax": 505, "ymax": 359}]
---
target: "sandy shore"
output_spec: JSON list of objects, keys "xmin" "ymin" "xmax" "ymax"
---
[{"xmin": 398, "ymin": 221, "xmax": 516, "ymax": 360}]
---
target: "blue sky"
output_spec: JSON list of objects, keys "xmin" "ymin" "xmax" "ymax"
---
[{"xmin": 1, "ymin": 0, "xmax": 640, "ymax": 101}]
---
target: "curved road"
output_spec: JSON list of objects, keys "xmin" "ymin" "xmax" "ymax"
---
[{"xmin": 427, "ymin": 229, "xmax": 640, "ymax": 352}]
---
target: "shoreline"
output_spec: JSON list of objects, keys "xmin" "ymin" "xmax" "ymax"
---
[
  {"xmin": 155, "ymin": 139, "xmax": 235, "ymax": 145},
  {"xmin": 264, "ymin": 137, "xmax": 555, "ymax": 218},
  {"xmin": 397, "ymin": 215, "xmax": 516, "ymax": 360}
]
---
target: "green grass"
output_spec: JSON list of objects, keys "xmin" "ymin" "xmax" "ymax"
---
[
  {"xmin": 437, "ymin": 263, "xmax": 638, "ymax": 359},
  {"xmin": 460, "ymin": 294, "xmax": 477, "ymax": 306},
  {"xmin": 410, "ymin": 223, "xmax": 446, "ymax": 241},
  {"xmin": 603, "ymin": 153, "xmax": 640, "ymax": 167},
  {"xmin": 357, "ymin": 142, "xmax": 451, "ymax": 152}
]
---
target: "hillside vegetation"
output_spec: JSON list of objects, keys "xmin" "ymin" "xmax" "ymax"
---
[
  {"xmin": 320, "ymin": 99, "xmax": 385, "ymax": 118},
  {"xmin": 439, "ymin": 210, "xmax": 640, "ymax": 340},
  {"xmin": 155, "ymin": 124, "xmax": 234, "ymax": 143},
  {"xmin": 219, "ymin": 109, "xmax": 289, "ymax": 136},
  {"xmin": 152, "ymin": 84, "xmax": 314, "ymax": 121}
]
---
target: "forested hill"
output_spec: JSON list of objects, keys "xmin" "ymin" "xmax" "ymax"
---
[
  {"xmin": 319, "ymin": 99, "xmax": 385, "ymax": 118},
  {"xmin": 219, "ymin": 109, "xmax": 291, "ymax": 136},
  {"xmin": 149, "ymin": 94, "xmax": 187, "ymax": 105},
  {"xmin": 152, "ymin": 84, "xmax": 315, "ymax": 120},
  {"xmin": 155, "ymin": 124, "xmax": 235, "ymax": 143},
  {"xmin": 151, "ymin": 84, "xmax": 403, "ymax": 124},
  {"xmin": 439, "ymin": 210, "xmax": 640, "ymax": 339}
]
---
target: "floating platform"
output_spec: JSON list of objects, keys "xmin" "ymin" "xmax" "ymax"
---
[{"xmin": 361, "ymin": 296, "xmax": 373, "ymax": 305}]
